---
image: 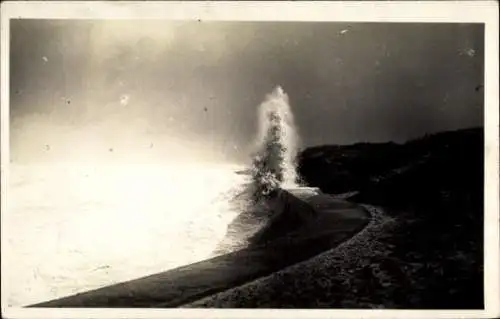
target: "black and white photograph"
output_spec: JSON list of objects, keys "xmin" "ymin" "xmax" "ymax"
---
[{"xmin": 1, "ymin": 1, "xmax": 499, "ymax": 318}]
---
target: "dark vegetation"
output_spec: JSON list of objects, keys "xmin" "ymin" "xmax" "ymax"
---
[{"xmin": 296, "ymin": 127, "xmax": 484, "ymax": 308}]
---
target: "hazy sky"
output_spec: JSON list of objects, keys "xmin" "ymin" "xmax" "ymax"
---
[{"xmin": 10, "ymin": 20, "xmax": 484, "ymax": 164}]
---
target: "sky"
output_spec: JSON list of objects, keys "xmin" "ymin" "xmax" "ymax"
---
[{"xmin": 9, "ymin": 20, "xmax": 484, "ymax": 164}]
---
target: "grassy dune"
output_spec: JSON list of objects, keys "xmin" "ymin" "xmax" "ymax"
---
[{"xmin": 188, "ymin": 127, "xmax": 483, "ymax": 309}]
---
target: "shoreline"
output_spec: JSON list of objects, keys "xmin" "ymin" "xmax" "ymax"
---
[{"xmin": 30, "ymin": 190, "xmax": 370, "ymax": 308}]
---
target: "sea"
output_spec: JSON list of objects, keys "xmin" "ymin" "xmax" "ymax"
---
[{"xmin": 2, "ymin": 162, "xmax": 250, "ymax": 307}]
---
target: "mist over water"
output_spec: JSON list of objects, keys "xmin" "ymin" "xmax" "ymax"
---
[{"xmin": 255, "ymin": 86, "xmax": 300, "ymax": 188}]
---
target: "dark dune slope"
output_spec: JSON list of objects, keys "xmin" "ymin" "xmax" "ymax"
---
[
  {"xmin": 190, "ymin": 127, "xmax": 484, "ymax": 308},
  {"xmin": 298, "ymin": 127, "xmax": 484, "ymax": 308}
]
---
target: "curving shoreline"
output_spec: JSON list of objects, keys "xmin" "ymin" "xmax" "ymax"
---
[
  {"xmin": 30, "ymin": 188, "xmax": 371, "ymax": 308},
  {"xmin": 184, "ymin": 204, "xmax": 392, "ymax": 308}
]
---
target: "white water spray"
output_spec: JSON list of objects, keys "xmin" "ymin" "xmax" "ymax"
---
[{"xmin": 254, "ymin": 86, "xmax": 300, "ymax": 189}]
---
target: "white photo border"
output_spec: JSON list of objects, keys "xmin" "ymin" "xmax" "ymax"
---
[{"xmin": 1, "ymin": 1, "xmax": 498, "ymax": 319}]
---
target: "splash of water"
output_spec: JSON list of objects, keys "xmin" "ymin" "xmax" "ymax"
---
[{"xmin": 252, "ymin": 86, "xmax": 300, "ymax": 192}]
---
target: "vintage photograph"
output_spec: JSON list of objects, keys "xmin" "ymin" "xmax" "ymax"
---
[{"xmin": 1, "ymin": 2, "xmax": 497, "ymax": 316}]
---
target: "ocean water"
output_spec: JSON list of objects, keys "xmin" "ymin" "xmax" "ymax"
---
[{"xmin": 2, "ymin": 163, "xmax": 249, "ymax": 307}]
